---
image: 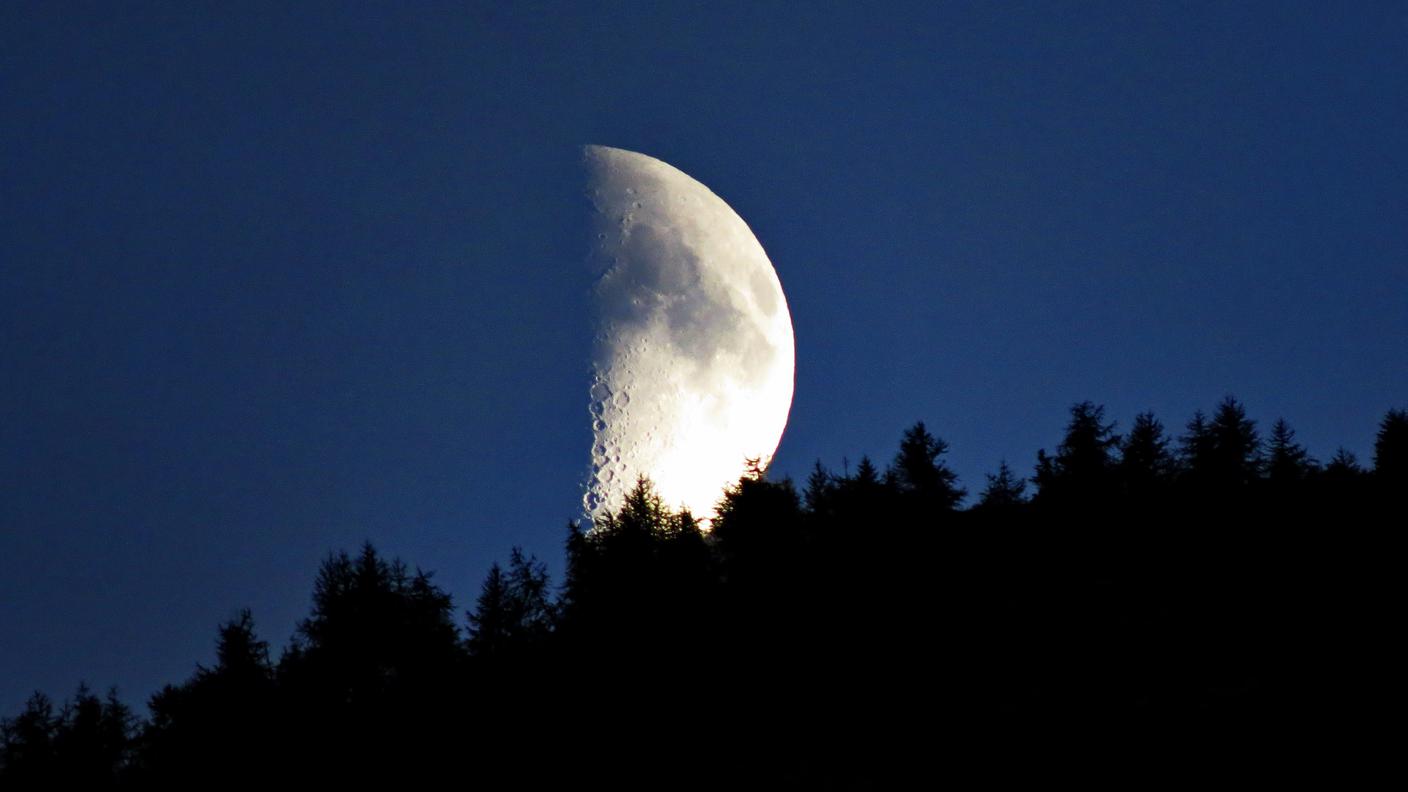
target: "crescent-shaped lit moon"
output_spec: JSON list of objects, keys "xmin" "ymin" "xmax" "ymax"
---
[{"xmin": 583, "ymin": 145, "xmax": 795, "ymax": 522}]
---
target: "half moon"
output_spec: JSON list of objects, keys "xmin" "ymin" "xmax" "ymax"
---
[{"xmin": 583, "ymin": 145, "xmax": 795, "ymax": 522}]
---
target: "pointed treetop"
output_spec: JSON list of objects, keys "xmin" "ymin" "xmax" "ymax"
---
[
  {"xmin": 1374, "ymin": 408, "xmax": 1408, "ymax": 480},
  {"xmin": 978, "ymin": 461, "xmax": 1028, "ymax": 509}
]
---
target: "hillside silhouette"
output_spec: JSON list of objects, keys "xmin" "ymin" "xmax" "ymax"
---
[{"xmin": 3, "ymin": 399, "xmax": 1401, "ymax": 786}]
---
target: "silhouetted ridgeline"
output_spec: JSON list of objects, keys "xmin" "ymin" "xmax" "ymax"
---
[{"xmin": 3, "ymin": 400, "xmax": 1402, "ymax": 786}]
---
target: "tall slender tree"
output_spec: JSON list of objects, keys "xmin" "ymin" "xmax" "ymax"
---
[
  {"xmin": 466, "ymin": 563, "xmax": 512, "ymax": 658},
  {"xmin": 1266, "ymin": 418, "xmax": 1315, "ymax": 485},
  {"xmin": 1119, "ymin": 411, "xmax": 1175, "ymax": 494},
  {"xmin": 1373, "ymin": 408, "xmax": 1407, "ymax": 484},
  {"xmin": 1179, "ymin": 409, "xmax": 1215, "ymax": 479},
  {"xmin": 1206, "ymin": 396, "xmax": 1263, "ymax": 487}
]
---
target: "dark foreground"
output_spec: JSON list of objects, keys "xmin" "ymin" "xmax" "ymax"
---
[{"xmin": 3, "ymin": 400, "xmax": 1400, "ymax": 787}]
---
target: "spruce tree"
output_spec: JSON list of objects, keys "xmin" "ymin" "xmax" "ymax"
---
[
  {"xmin": 1034, "ymin": 401, "xmax": 1120, "ymax": 504},
  {"xmin": 466, "ymin": 563, "xmax": 511, "ymax": 658},
  {"xmin": 1373, "ymin": 408, "xmax": 1407, "ymax": 484},
  {"xmin": 1266, "ymin": 418, "xmax": 1315, "ymax": 484},
  {"xmin": 1119, "ymin": 411, "xmax": 1175, "ymax": 494},
  {"xmin": 887, "ymin": 422, "xmax": 965, "ymax": 511},
  {"xmin": 804, "ymin": 460, "xmax": 835, "ymax": 515},
  {"xmin": 1207, "ymin": 396, "xmax": 1263, "ymax": 487},
  {"xmin": 977, "ymin": 461, "xmax": 1027, "ymax": 510},
  {"xmin": 0, "ymin": 692, "xmax": 58, "ymax": 785}
]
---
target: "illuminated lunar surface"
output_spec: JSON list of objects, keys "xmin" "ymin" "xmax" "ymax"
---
[{"xmin": 583, "ymin": 145, "xmax": 795, "ymax": 522}]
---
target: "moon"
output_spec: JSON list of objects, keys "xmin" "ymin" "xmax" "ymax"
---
[{"xmin": 582, "ymin": 145, "xmax": 795, "ymax": 523}]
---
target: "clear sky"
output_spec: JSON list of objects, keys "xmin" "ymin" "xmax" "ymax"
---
[{"xmin": 3, "ymin": 1, "xmax": 1405, "ymax": 714}]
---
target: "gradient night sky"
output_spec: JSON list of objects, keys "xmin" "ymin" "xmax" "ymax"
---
[{"xmin": 3, "ymin": 2, "xmax": 1405, "ymax": 714}]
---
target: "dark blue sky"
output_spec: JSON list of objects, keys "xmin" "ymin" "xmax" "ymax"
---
[{"xmin": 3, "ymin": 2, "xmax": 1405, "ymax": 714}]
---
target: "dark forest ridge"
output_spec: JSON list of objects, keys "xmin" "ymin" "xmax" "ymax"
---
[{"xmin": 3, "ymin": 398, "xmax": 1402, "ymax": 785}]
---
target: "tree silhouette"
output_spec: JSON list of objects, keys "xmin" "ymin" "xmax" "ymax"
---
[
  {"xmin": 713, "ymin": 464, "xmax": 804, "ymax": 574},
  {"xmin": 1179, "ymin": 409, "xmax": 1215, "ymax": 479},
  {"xmin": 293, "ymin": 544, "xmax": 459, "ymax": 668},
  {"xmin": 138, "ymin": 609, "xmax": 276, "ymax": 784},
  {"xmin": 467, "ymin": 548, "xmax": 555, "ymax": 659},
  {"xmin": 887, "ymin": 421, "xmax": 965, "ymax": 511},
  {"xmin": 3, "ymin": 397, "xmax": 1394, "ymax": 785},
  {"xmin": 1, "ymin": 685, "xmax": 131, "ymax": 788},
  {"xmin": 803, "ymin": 460, "xmax": 835, "ymax": 515},
  {"xmin": 561, "ymin": 476, "xmax": 712, "ymax": 658},
  {"xmin": 977, "ymin": 460, "xmax": 1027, "ymax": 510},
  {"xmin": 1266, "ymin": 418, "xmax": 1316, "ymax": 485},
  {"xmin": 466, "ymin": 562, "xmax": 512, "ymax": 658},
  {"xmin": 1323, "ymin": 448, "xmax": 1363, "ymax": 480},
  {"xmin": 52, "ymin": 684, "xmax": 131, "ymax": 786},
  {"xmin": 1206, "ymin": 396, "xmax": 1263, "ymax": 488},
  {"xmin": 276, "ymin": 543, "xmax": 461, "ymax": 782},
  {"xmin": 1118, "ymin": 411, "xmax": 1176, "ymax": 495},
  {"xmin": 0, "ymin": 692, "xmax": 58, "ymax": 785},
  {"xmin": 1034, "ymin": 401, "xmax": 1120, "ymax": 506},
  {"xmin": 1374, "ymin": 408, "xmax": 1407, "ymax": 484},
  {"xmin": 849, "ymin": 455, "xmax": 884, "ymax": 492}
]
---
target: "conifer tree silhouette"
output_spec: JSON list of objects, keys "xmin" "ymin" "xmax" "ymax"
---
[
  {"xmin": 0, "ymin": 692, "xmax": 59, "ymax": 785},
  {"xmin": 1206, "ymin": 396, "xmax": 1263, "ymax": 488},
  {"xmin": 139, "ymin": 609, "xmax": 277, "ymax": 784},
  {"xmin": 1323, "ymin": 448, "xmax": 1364, "ymax": 480},
  {"xmin": 803, "ymin": 460, "xmax": 837, "ymax": 515},
  {"xmin": 887, "ymin": 421, "xmax": 965, "ymax": 511},
  {"xmin": 1266, "ymin": 418, "xmax": 1316, "ymax": 485},
  {"xmin": 1373, "ymin": 408, "xmax": 1407, "ymax": 484},
  {"xmin": 4, "ymin": 396, "xmax": 1396, "ymax": 785},
  {"xmin": 977, "ymin": 460, "xmax": 1028, "ymax": 510},
  {"xmin": 1118, "ymin": 411, "xmax": 1176, "ymax": 495},
  {"xmin": 561, "ymin": 476, "xmax": 710, "ymax": 655},
  {"xmin": 467, "ymin": 548, "xmax": 555, "ymax": 660},
  {"xmin": 1179, "ymin": 409, "xmax": 1215, "ymax": 481},
  {"xmin": 1, "ymin": 685, "xmax": 131, "ymax": 787},
  {"xmin": 1034, "ymin": 401, "xmax": 1120, "ymax": 506},
  {"xmin": 277, "ymin": 543, "xmax": 461, "ymax": 782},
  {"xmin": 466, "ymin": 562, "xmax": 512, "ymax": 658},
  {"xmin": 712, "ymin": 463, "xmax": 804, "ymax": 577},
  {"xmin": 51, "ymin": 683, "xmax": 131, "ymax": 786}
]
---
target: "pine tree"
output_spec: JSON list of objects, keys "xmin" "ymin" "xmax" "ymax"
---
[
  {"xmin": 1266, "ymin": 418, "xmax": 1315, "ymax": 484},
  {"xmin": 468, "ymin": 548, "xmax": 557, "ymax": 659},
  {"xmin": 713, "ymin": 466, "xmax": 805, "ymax": 573},
  {"xmin": 1118, "ymin": 411, "xmax": 1175, "ymax": 493},
  {"xmin": 289, "ymin": 543, "xmax": 460, "ymax": 714},
  {"xmin": 1320, "ymin": 447, "xmax": 1367, "ymax": 501},
  {"xmin": 139, "ymin": 610, "xmax": 277, "ymax": 785},
  {"xmin": 505, "ymin": 548, "xmax": 556, "ymax": 646},
  {"xmin": 1034, "ymin": 401, "xmax": 1120, "ymax": 504},
  {"xmin": 887, "ymin": 422, "xmax": 965, "ymax": 511},
  {"xmin": 1207, "ymin": 396, "xmax": 1262, "ymax": 487},
  {"xmin": 466, "ymin": 563, "xmax": 512, "ymax": 658},
  {"xmin": 206, "ymin": 609, "xmax": 273, "ymax": 683},
  {"xmin": 1324, "ymin": 448, "xmax": 1362, "ymax": 476},
  {"xmin": 1373, "ymin": 408, "xmax": 1408, "ymax": 484},
  {"xmin": 804, "ymin": 460, "xmax": 835, "ymax": 515},
  {"xmin": 852, "ymin": 456, "xmax": 882, "ymax": 491},
  {"xmin": 1179, "ymin": 409, "xmax": 1215, "ymax": 477},
  {"xmin": 977, "ymin": 461, "xmax": 1027, "ymax": 510},
  {"xmin": 0, "ymin": 692, "xmax": 58, "ymax": 785},
  {"xmin": 51, "ymin": 683, "xmax": 130, "ymax": 785}
]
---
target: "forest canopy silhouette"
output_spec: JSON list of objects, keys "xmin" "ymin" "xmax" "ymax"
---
[{"xmin": 3, "ymin": 399, "xmax": 1401, "ymax": 786}]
